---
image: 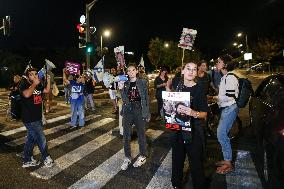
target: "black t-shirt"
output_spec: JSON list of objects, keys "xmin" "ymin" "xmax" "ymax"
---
[
  {"xmin": 197, "ymin": 72, "xmax": 211, "ymax": 95},
  {"xmin": 154, "ymin": 76, "xmax": 168, "ymax": 99},
  {"xmin": 84, "ymin": 78, "xmax": 94, "ymax": 94},
  {"xmin": 128, "ymin": 81, "xmax": 141, "ymax": 102},
  {"xmin": 19, "ymin": 79, "xmax": 44, "ymax": 123},
  {"xmin": 176, "ymin": 83, "xmax": 208, "ymax": 136}
]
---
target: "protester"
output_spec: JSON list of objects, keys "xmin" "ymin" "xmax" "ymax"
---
[
  {"xmin": 154, "ymin": 67, "xmax": 168, "ymax": 120},
  {"xmin": 167, "ymin": 62, "xmax": 208, "ymax": 189},
  {"xmin": 109, "ymin": 67, "xmax": 118, "ymax": 113},
  {"xmin": 44, "ymin": 69, "xmax": 55, "ymax": 114},
  {"xmin": 118, "ymin": 63, "xmax": 151, "ymax": 170},
  {"xmin": 171, "ymin": 67, "xmax": 182, "ymax": 91},
  {"xmin": 83, "ymin": 72, "xmax": 96, "ymax": 111},
  {"xmin": 197, "ymin": 60, "xmax": 211, "ymax": 95},
  {"xmin": 208, "ymin": 60, "xmax": 223, "ymax": 95},
  {"xmin": 214, "ymin": 54, "xmax": 239, "ymax": 175},
  {"xmin": 64, "ymin": 74, "xmax": 85, "ymax": 129},
  {"xmin": 63, "ymin": 68, "xmax": 72, "ymax": 104},
  {"xmin": 19, "ymin": 67, "xmax": 54, "ymax": 168},
  {"xmin": 138, "ymin": 66, "xmax": 149, "ymax": 87},
  {"xmin": 9, "ymin": 75, "xmax": 22, "ymax": 120}
]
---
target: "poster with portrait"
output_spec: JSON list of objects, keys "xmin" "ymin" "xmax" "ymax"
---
[
  {"xmin": 162, "ymin": 91, "xmax": 191, "ymax": 131},
  {"xmin": 178, "ymin": 28, "xmax": 197, "ymax": 50},
  {"xmin": 114, "ymin": 46, "xmax": 125, "ymax": 69},
  {"xmin": 65, "ymin": 61, "xmax": 81, "ymax": 74}
]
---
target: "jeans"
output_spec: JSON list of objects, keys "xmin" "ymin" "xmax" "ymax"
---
[
  {"xmin": 23, "ymin": 120, "xmax": 49, "ymax": 163},
  {"xmin": 84, "ymin": 93, "xmax": 95, "ymax": 110},
  {"xmin": 64, "ymin": 86, "xmax": 71, "ymax": 103},
  {"xmin": 217, "ymin": 103, "xmax": 239, "ymax": 161},
  {"xmin": 122, "ymin": 102, "xmax": 147, "ymax": 158},
  {"xmin": 71, "ymin": 101, "xmax": 85, "ymax": 127}
]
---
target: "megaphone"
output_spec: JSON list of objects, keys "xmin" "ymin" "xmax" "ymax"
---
[{"xmin": 38, "ymin": 59, "xmax": 56, "ymax": 79}]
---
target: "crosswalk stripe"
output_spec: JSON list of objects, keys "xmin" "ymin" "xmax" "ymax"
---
[
  {"xmin": 226, "ymin": 150, "xmax": 263, "ymax": 189},
  {"xmin": 69, "ymin": 129, "xmax": 164, "ymax": 189},
  {"xmin": 146, "ymin": 150, "xmax": 172, "ymax": 189},
  {"xmin": 30, "ymin": 129, "xmax": 117, "ymax": 180},
  {"xmin": 5, "ymin": 115, "xmax": 101, "ymax": 147},
  {"xmin": 0, "ymin": 113, "xmax": 72, "ymax": 136},
  {"xmin": 32, "ymin": 118, "xmax": 115, "ymax": 156}
]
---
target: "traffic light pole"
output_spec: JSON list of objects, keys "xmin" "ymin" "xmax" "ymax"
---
[{"xmin": 85, "ymin": 0, "xmax": 98, "ymax": 69}]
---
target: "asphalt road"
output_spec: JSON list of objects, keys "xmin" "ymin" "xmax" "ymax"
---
[{"xmin": 0, "ymin": 73, "xmax": 269, "ymax": 189}]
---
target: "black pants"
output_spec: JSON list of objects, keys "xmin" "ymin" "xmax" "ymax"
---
[
  {"xmin": 156, "ymin": 97, "xmax": 163, "ymax": 116},
  {"xmin": 171, "ymin": 132, "xmax": 205, "ymax": 189}
]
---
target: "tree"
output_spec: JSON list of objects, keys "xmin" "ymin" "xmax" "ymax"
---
[
  {"xmin": 147, "ymin": 38, "xmax": 163, "ymax": 70},
  {"xmin": 252, "ymin": 39, "xmax": 280, "ymax": 62},
  {"xmin": 251, "ymin": 38, "xmax": 281, "ymax": 73}
]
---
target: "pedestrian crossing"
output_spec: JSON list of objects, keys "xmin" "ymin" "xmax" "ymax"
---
[{"xmin": 1, "ymin": 111, "xmax": 264, "ymax": 189}]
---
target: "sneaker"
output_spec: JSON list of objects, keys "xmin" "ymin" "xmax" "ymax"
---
[
  {"xmin": 70, "ymin": 125, "xmax": 77, "ymax": 129},
  {"xmin": 44, "ymin": 156, "xmax": 54, "ymax": 168},
  {"xmin": 22, "ymin": 157, "xmax": 40, "ymax": 168},
  {"xmin": 121, "ymin": 158, "xmax": 131, "ymax": 170},
  {"xmin": 133, "ymin": 156, "xmax": 146, "ymax": 168}
]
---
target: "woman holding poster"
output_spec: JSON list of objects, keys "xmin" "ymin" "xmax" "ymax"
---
[{"xmin": 167, "ymin": 62, "xmax": 208, "ymax": 189}]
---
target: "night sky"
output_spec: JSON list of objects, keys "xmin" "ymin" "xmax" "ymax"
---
[{"xmin": 1, "ymin": 0, "xmax": 283, "ymax": 59}]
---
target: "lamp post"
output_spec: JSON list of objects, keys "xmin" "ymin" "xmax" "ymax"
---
[
  {"xmin": 100, "ymin": 30, "xmax": 111, "ymax": 54},
  {"xmin": 237, "ymin": 32, "xmax": 250, "ymax": 67}
]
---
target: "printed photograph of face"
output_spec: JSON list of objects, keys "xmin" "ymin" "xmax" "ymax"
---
[{"xmin": 183, "ymin": 34, "xmax": 193, "ymax": 44}]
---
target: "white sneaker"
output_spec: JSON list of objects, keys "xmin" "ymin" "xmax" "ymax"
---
[
  {"xmin": 44, "ymin": 156, "xmax": 54, "ymax": 168},
  {"xmin": 133, "ymin": 156, "xmax": 146, "ymax": 168},
  {"xmin": 121, "ymin": 158, "xmax": 131, "ymax": 170},
  {"xmin": 22, "ymin": 156, "xmax": 40, "ymax": 168}
]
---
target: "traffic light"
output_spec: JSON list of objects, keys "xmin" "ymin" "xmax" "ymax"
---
[
  {"xmin": 77, "ymin": 23, "xmax": 86, "ymax": 48},
  {"xmin": 86, "ymin": 42, "xmax": 94, "ymax": 54},
  {"xmin": 2, "ymin": 16, "xmax": 11, "ymax": 36}
]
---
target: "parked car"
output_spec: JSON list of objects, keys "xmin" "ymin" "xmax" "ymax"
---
[{"xmin": 249, "ymin": 74, "xmax": 284, "ymax": 189}]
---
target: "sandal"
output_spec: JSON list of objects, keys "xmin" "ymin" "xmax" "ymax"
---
[{"xmin": 216, "ymin": 163, "xmax": 234, "ymax": 175}]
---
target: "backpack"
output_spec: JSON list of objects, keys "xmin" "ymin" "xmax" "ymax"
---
[{"xmin": 226, "ymin": 73, "xmax": 254, "ymax": 108}]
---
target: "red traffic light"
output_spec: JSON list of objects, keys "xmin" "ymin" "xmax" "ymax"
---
[{"xmin": 77, "ymin": 24, "xmax": 85, "ymax": 33}]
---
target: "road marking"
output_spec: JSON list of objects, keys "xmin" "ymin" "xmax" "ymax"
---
[
  {"xmin": 5, "ymin": 115, "xmax": 101, "ymax": 147},
  {"xmin": 68, "ymin": 129, "xmax": 164, "ymax": 189},
  {"xmin": 146, "ymin": 150, "xmax": 172, "ymax": 189},
  {"xmin": 226, "ymin": 150, "xmax": 263, "ymax": 189},
  {"xmin": 30, "ymin": 129, "xmax": 117, "ymax": 180},
  {"xmin": 32, "ymin": 118, "xmax": 115, "ymax": 156},
  {"xmin": 0, "ymin": 113, "xmax": 72, "ymax": 136}
]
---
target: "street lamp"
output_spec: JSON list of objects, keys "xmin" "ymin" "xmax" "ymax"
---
[
  {"xmin": 164, "ymin": 43, "xmax": 169, "ymax": 48},
  {"xmin": 237, "ymin": 32, "xmax": 249, "ymax": 67},
  {"xmin": 100, "ymin": 29, "xmax": 111, "ymax": 53}
]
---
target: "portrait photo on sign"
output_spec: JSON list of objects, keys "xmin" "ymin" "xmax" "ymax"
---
[
  {"xmin": 114, "ymin": 46, "xmax": 125, "ymax": 68},
  {"xmin": 162, "ymin": 91, "xmax": 191, "ymax": 131},
  {"xmin": 178, "ymin": 28, "xmax": 197, "ymax": 50}
]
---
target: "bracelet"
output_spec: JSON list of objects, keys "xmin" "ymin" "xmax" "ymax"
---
[{"xmin": 194, "ymin": 111, "xmax": 199, "ymax": 118}]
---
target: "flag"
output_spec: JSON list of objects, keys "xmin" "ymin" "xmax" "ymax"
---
[
  {"xmin": 139, "ymin": 55, "xmax": 145, "ymax": 68},
  {"xmin": 93, "ymin": 56, "xmax": 104, "ymax": 82}
]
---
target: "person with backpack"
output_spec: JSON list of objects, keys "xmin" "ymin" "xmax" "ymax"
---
[{"xmin": 213, "ymin": 54, "xmax": 239, "ymax": 175}]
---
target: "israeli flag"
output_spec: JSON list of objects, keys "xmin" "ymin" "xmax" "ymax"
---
[
  {"xmin": 138, "ymin": 55, "xmax": 145, "ymax": 67},
  {"xmin": 93, "ymin": 56, "xmax": 104, "ymax": 82}
]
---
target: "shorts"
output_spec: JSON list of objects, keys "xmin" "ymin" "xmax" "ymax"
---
[{"xmin": 109, "ymin": 89, "xmax": 117, "ymax": 100}]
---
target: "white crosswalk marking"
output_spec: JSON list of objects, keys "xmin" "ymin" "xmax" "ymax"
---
[
  {"xmin": 30, "ymin": 129, "xmax": 117, "ymax": 180},
  {"xmin": 5, "ymin": 115, "xmax": 101, "ymax": 147},
  {"xmin": 68, "ymin": 129, "xmax": 164, "ymax": 189},
  {"xmin": 32, "ymin": 118, "xmax": 115, "ymax": 156},
  {"xmin": 0, "ymin": 113, "xmax": 73, "ymax": 136},
  {"xmin": 226, "ymin": 150, "xmax": 263, "ymax": 189},
  {"xmin": 146, "ymin": 150, "xmax": 173, "ymax": 189}
]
